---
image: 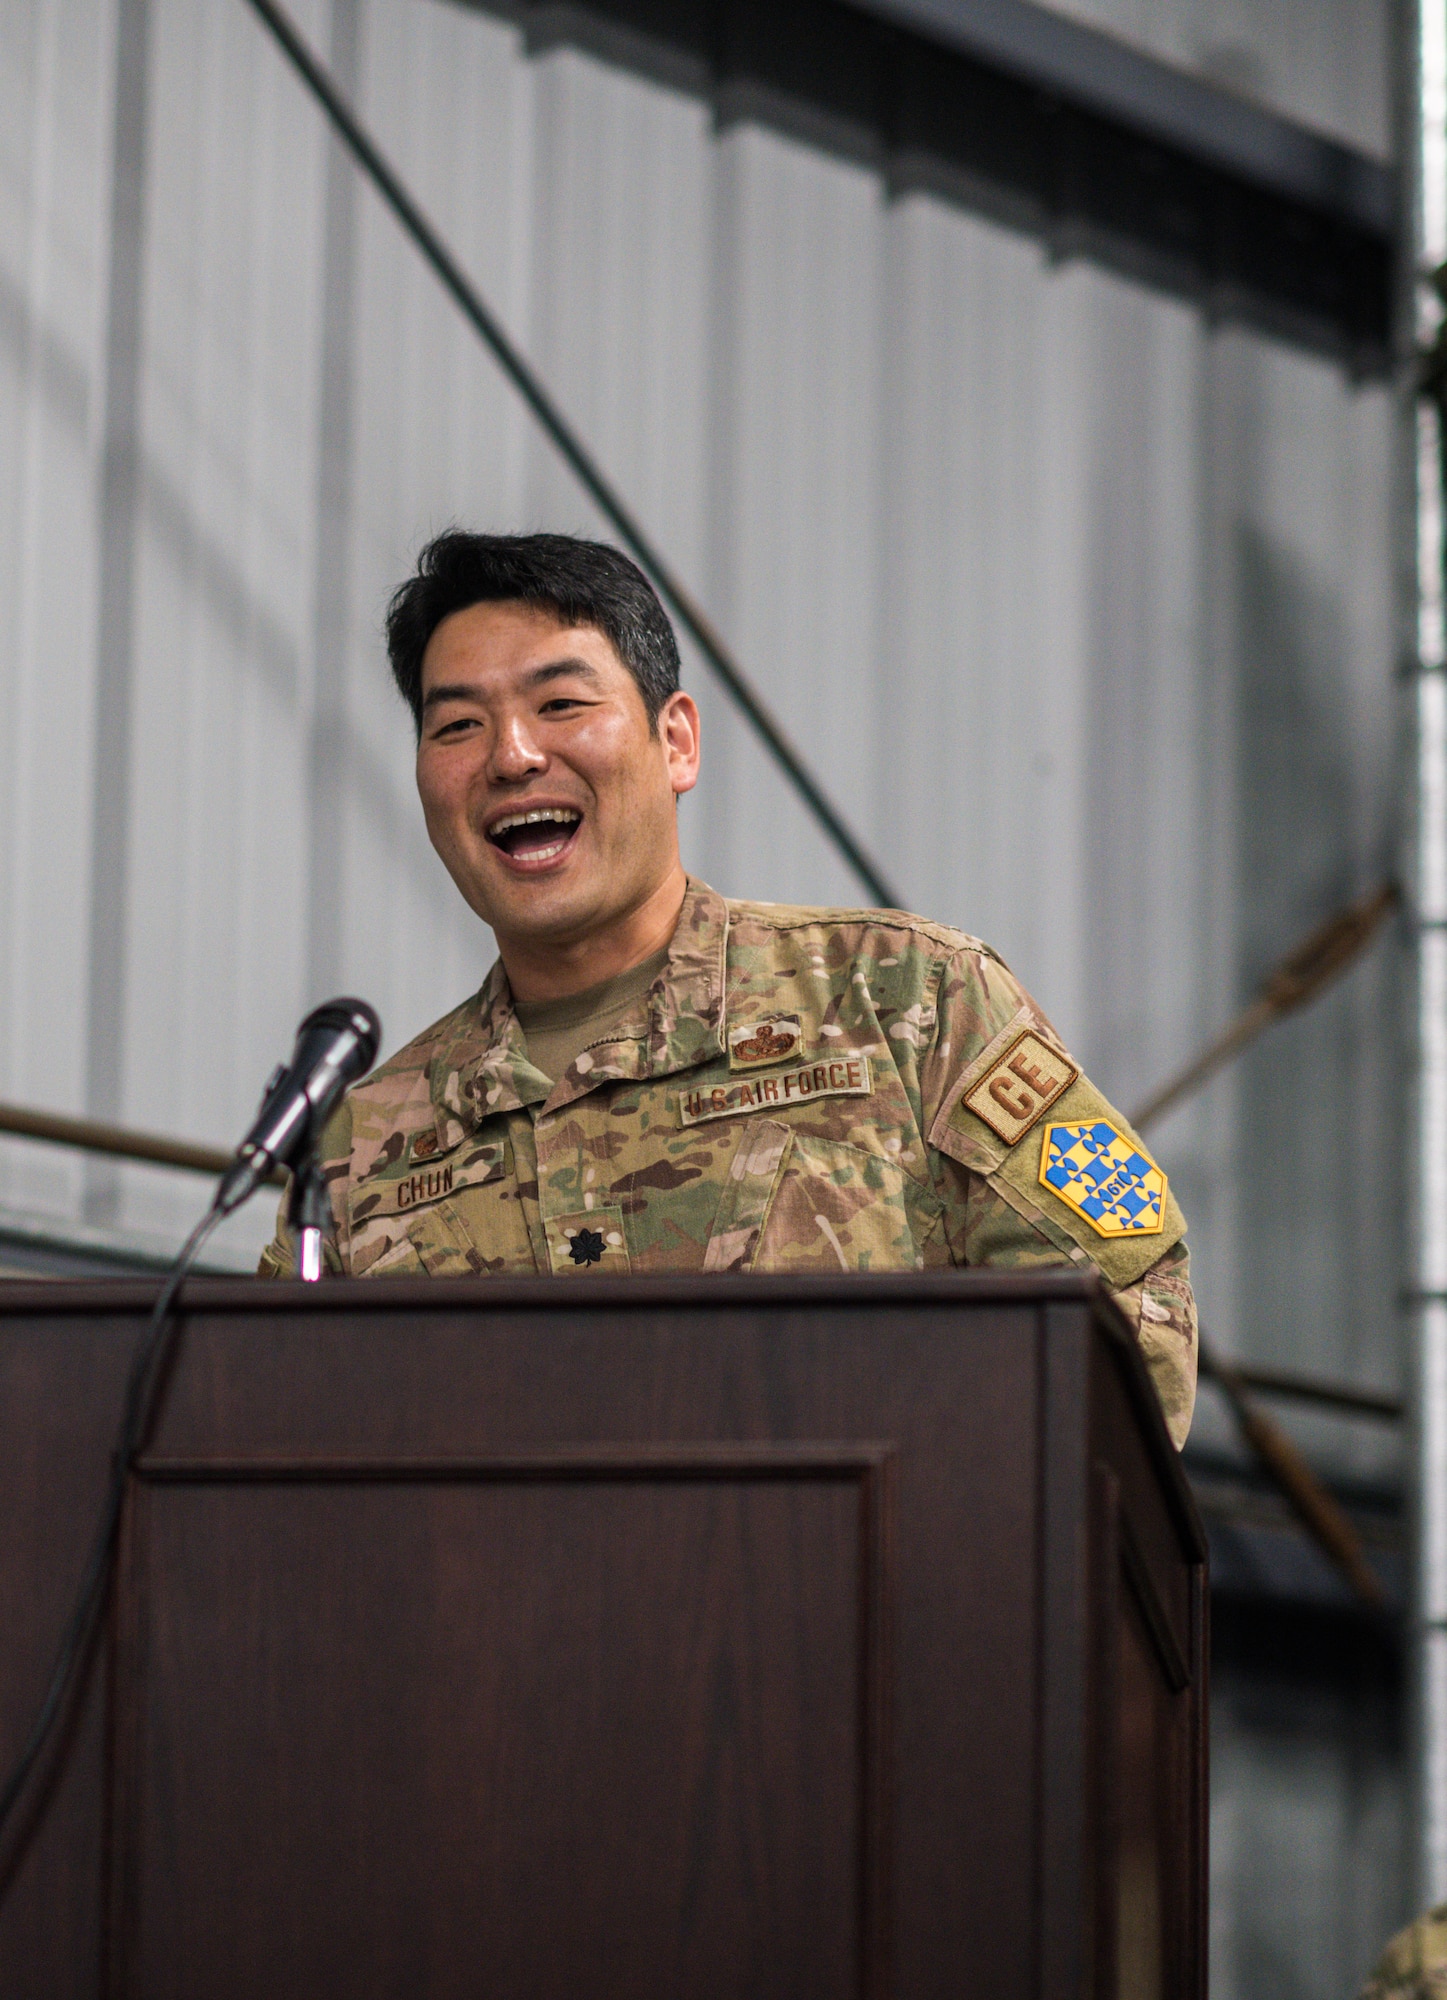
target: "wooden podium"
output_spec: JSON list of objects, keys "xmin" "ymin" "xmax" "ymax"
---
[{"xmin": 0, "ymin": 1270, "xmax": 1205, "ymax": 1999}]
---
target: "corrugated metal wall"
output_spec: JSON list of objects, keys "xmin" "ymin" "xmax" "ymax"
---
[{"xmin": 0, "ymin": 0, "xmax": 1405, "ymax": 1988}]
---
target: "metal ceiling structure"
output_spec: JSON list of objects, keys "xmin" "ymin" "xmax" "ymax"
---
[{"xmin": 483, "ymin": 0, "xmax": 1398, "ymax": 372}]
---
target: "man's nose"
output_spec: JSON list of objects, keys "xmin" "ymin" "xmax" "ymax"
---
[{"xmin": 488, "ymin": 713, "xmax": 546, "ymax": 781}]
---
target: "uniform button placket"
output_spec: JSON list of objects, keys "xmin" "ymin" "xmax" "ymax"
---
[{"xmin": 534, "ymin": 1109, "xmax": 558, "ymax": 1230}]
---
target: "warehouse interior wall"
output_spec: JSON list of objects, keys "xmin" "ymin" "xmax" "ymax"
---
[
  {"xmin": 0, "ymin": 0, "xmax": 1404, "ymax": 1990},
  {"xmin": 1040, "ymin": 0, "xmax": 1390, "ymax": 156}
]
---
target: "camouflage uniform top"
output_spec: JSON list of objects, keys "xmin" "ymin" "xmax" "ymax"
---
[
  {"xmin": 1358, "ymin": 1907, "xmax": 1447, "ymax": 1999},
  {"xmin": 260, "ymin": 878, "xmax": 1197, "ymax": 1443}
]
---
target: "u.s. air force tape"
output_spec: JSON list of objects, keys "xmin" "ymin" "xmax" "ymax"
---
[{"xmin": 679, "ymin": 1055, "xmax": 872, "ymax": 1127}]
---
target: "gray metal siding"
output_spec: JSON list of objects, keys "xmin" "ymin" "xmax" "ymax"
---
[{"xmin": 0, "ymin": 7, "xmax": 1409, "ymax": 1984}]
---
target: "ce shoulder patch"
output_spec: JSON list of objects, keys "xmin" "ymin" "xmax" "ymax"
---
[
  {"xmin": 938, "ymin": 1019, "xmax": 1186, "ymax": 1288},
  {"xmin": 961, "ymin": 1028, "xmax": 1077, "ymax": 1145}
]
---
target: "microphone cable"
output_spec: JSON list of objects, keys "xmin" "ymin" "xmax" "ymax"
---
[
  {"xmin": 0, "ymin": 1204, "xmax": 222, "ymax": 1856},
  {"xmin": 0, "ymin": 996, "xmax": 379, "ymax": 1871}
]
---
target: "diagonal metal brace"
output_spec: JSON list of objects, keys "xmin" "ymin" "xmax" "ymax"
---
[{"xmin": 240, "ymin": 0, "xmax": 903, "ymax": 910}]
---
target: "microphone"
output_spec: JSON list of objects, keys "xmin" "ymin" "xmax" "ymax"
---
[{"xmin": 214, "ymin": 998, "xmax": 381, "ymax": 1217}]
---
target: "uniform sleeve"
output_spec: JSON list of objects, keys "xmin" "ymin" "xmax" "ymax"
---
[
  {"xmin": 253, "ymin": 1100, "xmax": 353, "ymax": 1277},
  {"xmin": 256, "ymin": 1200, "xmax": 295, "ymax": 1277},
  {"xmin": 1354, "ymin": 1905, "xmax": 1447, "ymax": 2000},
  {"xmin": 254, "ymin": 1194, "xmax": 347, "ymax": 1277},
  {"xmin": 1103, "ymin": 1240, "xmax": 1197, "ymax": 1449},
  {"xmin": 922, "ymin": 946, "xmax": 1197, "ymax": 1446}
]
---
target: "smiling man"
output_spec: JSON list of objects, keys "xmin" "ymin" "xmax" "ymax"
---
[{"xmin": 260, "ymin": 531, "xmax": 1198, "ymax": 1446}]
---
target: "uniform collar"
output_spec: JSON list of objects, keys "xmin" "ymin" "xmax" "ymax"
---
[{"xmin": 429, "ymin": 877, "xmax": 729, "ymax": 1132}]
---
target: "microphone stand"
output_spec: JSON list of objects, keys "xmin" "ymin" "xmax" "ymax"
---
[{"xmin": 286, "ymin": 1149, "xmax": 332, "ymax": 1283}]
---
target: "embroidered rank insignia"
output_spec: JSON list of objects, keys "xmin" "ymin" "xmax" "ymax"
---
[
  {"xmin": 547, "ymin": 1206, "xmax": 631, "ymax": 1275},
  {"xmin": 567, "ymin": 1226, "xmax": 607, "ymax": 1266},
  {"xmin": 1039, "ymin": 1122, "xmax": 1167, "ymax": 1239},
  {"xmin": 728, "ymin": 1015, "xmax": 804, "ymax": 1071},
  {"xmin": 962, "ymin": 1030, "xmax": 1078, "ymax": 1145}
]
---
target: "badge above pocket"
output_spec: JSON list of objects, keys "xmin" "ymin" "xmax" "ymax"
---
[{"xmin": 727, "ymin": 1015, "xmax": 804, "ymax": 1070}]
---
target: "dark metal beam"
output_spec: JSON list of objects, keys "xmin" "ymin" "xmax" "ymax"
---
[
  {"xmin": 846, "ymin": 0, "xmax": 1393, "ymax": 235},
  {"xmin": 1219, "ymin": 1363, "xmax": 1403, "ymax": 1423},
  {"xmin": 501, "ymin": 0, "xmax": 1396, "ymax": 372}
]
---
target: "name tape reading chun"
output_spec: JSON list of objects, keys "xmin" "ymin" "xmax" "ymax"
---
[
  {"xmin": 393, "ymin": 1163, "xmax": 458, "ymax": 1212},
  {"xmin": 679, "ymin": 1056, "xmax": 873, "ymax": 1128},
  {"xmin": 351, "ymin": 1141, "xmax": 506, "ymax": 1220}
]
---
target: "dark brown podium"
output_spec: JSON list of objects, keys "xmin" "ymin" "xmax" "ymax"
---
[{"xmin": 0, "ymin": 1270, "xmax": 1205, "ymax": 1999}]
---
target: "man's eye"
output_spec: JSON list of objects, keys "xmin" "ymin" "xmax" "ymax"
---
[
  {"xmin": 434, "ymin": 716, "xmax": 480, "ymax": 737},
  {"xmin": 539, "ymin": 696, "xmax": 584, "ymax": 713}
]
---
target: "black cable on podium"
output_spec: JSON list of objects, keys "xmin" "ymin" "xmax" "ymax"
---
[
  {"xmin": 0, "ymin": 999, "xmax": 380, "ymax": 1866},
  {"xmin": 0, "ymin": 1208, "xmax": 221, "ymax": 1847}
]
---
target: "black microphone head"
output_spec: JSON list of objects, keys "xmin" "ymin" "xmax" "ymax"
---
[
  {"xmin": 289, "ymin": 998, "xmax": 383, "ymax": 1129},
  {"xmin": 213, "ymin": 998, "xmax": 383, "ymax": 1217},
  {"xmin": 296, "ymin": 997, "xmax": 382, "ymax": 1075}
]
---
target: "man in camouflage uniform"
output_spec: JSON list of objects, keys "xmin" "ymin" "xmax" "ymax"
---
[
  {"xmin": 262, "ymin": 532, "xmax": 1197, "ymax": 1446},
  {"xmin": 1358, "ymin": 1908, "xmax": 1447, "ymax": 1998}
]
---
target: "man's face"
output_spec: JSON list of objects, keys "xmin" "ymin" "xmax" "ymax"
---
[{"xmin": 415, "ymin": 600, "xmax": 699, "ymax": 952}]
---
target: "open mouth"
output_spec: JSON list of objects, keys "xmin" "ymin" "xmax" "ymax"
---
[{"xmin": 485, "ymin": 806, "xmax": 583, "ymax": 868}]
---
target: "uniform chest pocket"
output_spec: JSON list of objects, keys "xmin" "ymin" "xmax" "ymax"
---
[
  {"xmin": 347, "ymin": 1138, "xmax": 522, "ymax": 1277},
  {"xmin": 751, "ymin": 1133, "xmax": 943, "ymax": 1273}
]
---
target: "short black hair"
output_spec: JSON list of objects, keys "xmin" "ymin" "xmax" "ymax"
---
[{"xmin": 385, "ymin": 531, "xmax": 681, "ymax": 734}]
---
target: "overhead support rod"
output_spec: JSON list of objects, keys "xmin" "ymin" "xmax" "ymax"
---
[
  {"xmin": 240, "ymin": 0, "xmax": 902, "ymax": 911},
  {"xmin": 1130, "ymin": 880, "xmax": 1399, "ymax": 1134},
  {"xmin": 1197, "ymin": 1335, "xmax": 1387, "ymax": 1612},
  {"xmin": 0, "ymin": 1102, "xmax": 284, "ymax": 1187}
]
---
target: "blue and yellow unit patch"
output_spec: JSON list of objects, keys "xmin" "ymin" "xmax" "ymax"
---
[{"xmin": 1038, "ymin": 1122, "xmax": 1166, "ymax": 1239}]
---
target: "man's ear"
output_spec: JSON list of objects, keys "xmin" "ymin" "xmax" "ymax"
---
[{"xmin": 660, "ymin": 691, "xmax": 701, "ymax": 797}]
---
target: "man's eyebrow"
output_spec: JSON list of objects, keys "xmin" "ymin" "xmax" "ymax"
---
[
  {"xmin": 421, "ymin": 682, "xmax": 482, "ymax": 712},
  {"xmin": 523, "ymin": 658, "xmax": 602, "ymax": 690},
  {"xmin": 420, "ymin": 659, "xmax": 602, "ymax": 713}
]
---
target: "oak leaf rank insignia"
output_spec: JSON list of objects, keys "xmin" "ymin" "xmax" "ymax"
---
[
  {"xmin": 567, "ymin": 1226, "xmax": 607, "ymax": 1266},
  {"xmin": 1039, "ymin": 1122, "xmax": 1166, "ymax": 1238}
]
